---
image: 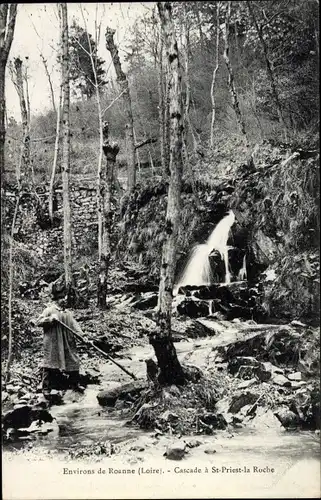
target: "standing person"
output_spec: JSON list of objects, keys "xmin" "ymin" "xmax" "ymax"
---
[{"xmin": 35, "ymin": 290, "xmax": 85, "ymax": 396}]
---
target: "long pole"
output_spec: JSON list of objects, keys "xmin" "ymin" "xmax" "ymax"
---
[{"xmin": 57, "ymin": 319, "xmax": 137, "ymax": 380}]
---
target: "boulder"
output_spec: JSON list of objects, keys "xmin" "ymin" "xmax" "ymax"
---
[
  {"xmin": 252, "ymin": 230, "xmax": 279, "ymax": 265},
  {"xmin": 256, "ymin": 366, "xmax": 272, "ymax": 382},
  {"xmin": 289, "ymin": 387, "xmax": 320, "ymax": 430},
  {"xmin": 130, "ymin": 292, "xmax": 158, "ymax": 310},
  {"xmin": 46, "ymin": 389, "xmax": 64, "ymax": 405},
  {"xmin": 79, "ymin": 368, "xmax": 101, "ymax": 386},
  {"xmin": 164, "ymin": 441, "xmax": 187, "ymax": 460},
  {"xmin": 186, "ymin": 439, "xmax": 203, "ymax": 449},
  {"xmin": 271, "ymin": 374, "xmax": 291, "ymax": 387},
  {"xmin": 181, "ymin": 284, "xmax": 219, "ymax": 300},
  {"xmin": 228, "ymin": 356, "xmax": 262, "ymax": 376},
  {"xmin": 261, "ymin": 362, "xmax": 284, "ymax": 375},
  {"xmin": 177, "ymin": 298, "xmax": 210, "ymax": 318},
  {"xmin": 290, "ymin": 320, "xmax": 307, "ymax": 328},
  {"xmin": 2, "ymin": 391, "xmax": 9, "ymax": 403},
  {"xmin": 199, "ymin": 412, "xmax": 227, "ymax": 430},
  {"xmin": 274, "ymin": 408, "xmax": 300, "ymax": 428},
  {"xmin": 97, "ymin": 387, "xmax": 122, "ymax": 407},
  {"xmin": 228, "ymin": 392, "xmax": 259, "ymax": 414},
  {"xmin": 2, "ymin": 404, "xmax": 53, "ymax": 431},
  {"xmin": 204, "ymin": 448, "xmax": 217, "ymax": 454},
  {"xmin": 5, "ymin": 384, "xmax": 21, "ymax": 395},
  {"xmin": 288, "ymin": 371, "xmax": 302, "ymax": 381},
  {"xmin": 158, "ymin": 410, "xmax": 179, "ymax": 423},
  {"xmin": 3, "ymin": 405, "xmax": 32, "ymax": 430},
  {"xmin": 238, "ymin": 378, "xmax": 257, "ymax": 389},
  {"xmin": 291, "ymin": 381, "xmax": 307, "ymax": 389}
]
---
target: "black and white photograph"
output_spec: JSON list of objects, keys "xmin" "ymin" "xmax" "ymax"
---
[{"xmin": 1, "ymin": 2, "xmax": 320, "ymax": 499}]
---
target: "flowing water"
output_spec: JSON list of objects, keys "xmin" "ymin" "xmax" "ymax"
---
[
  {"xmin": 238, "ymin": 253, "xmax": 247, "ymax": 281},
  {"xmin": 3, "ymin": 338, "xmax": 320, "ymax": 500},
  {"xmin": 4, "ymin": 385, "xmax": 143, "ymax": 455},
  {"xmin": 175, "ymin": 210, "xmax": 236, "ymax": 293}
]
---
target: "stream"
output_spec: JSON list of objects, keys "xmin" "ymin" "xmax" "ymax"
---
[
  {"xmin": 3, "ymin": 333, "xmax": 320, "ymax": 499},
  {"xmin": 4, "ymin": 337, "xmax": 320, "ymax": 462}
]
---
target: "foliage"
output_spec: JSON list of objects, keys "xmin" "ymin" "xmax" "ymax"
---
[{"xmin": 69, "ymin": 19, "xmax": 107, "ymax": 100}]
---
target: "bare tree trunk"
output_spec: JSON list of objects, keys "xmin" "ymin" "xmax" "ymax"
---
[
  {"xmin": 182, "ymin": 5, "xmax": 200, "ymax": 207},
  {"xmin": 0, "ymin": 4, "xmax": 17, "ymax": 185},
  {"xmin": 158, "ymin": 31, "xmax": 167, "ymax": 177},
  {"xmin": 49, "ymin": 86, "xmax": 62, "ymax": 223},
  {"xmin": 183, "ymin": 5, "xmax": 191, "ymax": 132},
  {"xmin": 210, "ymin": 2, "xmax": 221, "ymax": 148},
  {"xmin": 5, "ymin": 189, "xmax": 20, "ymax": 383},
  {"xmin": 246, "ymin": 1, "xmax": 288, "ymax": 142},
  {"xmin": 12, "ymin": 57, "xmax": 31, "ymax": 180},
  {"xmin": 79, "ymin": 4, "xmax": 105, "ymax": 259},
  {"xmin": 105, "ymin": 28, "xmax": 136, "ymax": 193},
  {"xmin": 5, "ymin": 126, "xmax": 23, "ymax": 382},
  {"xmin": 59, "ymin": 3, "xmax": 74, "ymax": 306},
  {"xmin": 195, "ymin": 7, "xmax": 205, "ymax": 53},
  {"xmin": 149, "ymin": 148, "xmax": 155, "ymax": 176},
  {"xmin": 133, "ymin": 127, "xmax": 141, "ymax": 177},
  {"xmin": 163, "ymin": 69, "xmax": 171, "ymax": 177},
  {"xmin": 97, "ymin": 122, "xmax": 119, "ymax": 308},
  {"xmin": 1, "ymin": 4, "xmax": 18, "ymax": 384},
  {"xmin": 40, "ymin": 53, "xmax": 56, "ymax": 113},
  {"xmin": 151, "ymin": 2, "xmax": 185, "ymax": 386},
  {"xmin": 223, "ymin": 2, "xmax": 248, "ymax": 142}
]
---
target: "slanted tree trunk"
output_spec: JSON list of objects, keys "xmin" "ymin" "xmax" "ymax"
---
[
  {"xmin": 151, "ymin": 1, "xmax": 185, "ymax": 386},
  {"xmin": 222, "ymin": 2, "xmax": 248, "ymax": 142},
  {"xmin": 97, "ymin": 122, "xmax": 119, "ymax": 308},
  {"xmin": 12, "ymin": 57, "xmax": 30, "ymax": 181},
  {"xmin": 210, "ymin": 2, "xmax": 221, "ymax": 148},
  {"xmin": 59, "ymin": 3, "xmax": 74, "ymax": 306},
  {"xmin": 105, "ymin": 28, "xmax": 136, "ymax": 193},
  {"xmin": 246, "ymin": 1, "xmax": 288, "ymax": 142}
]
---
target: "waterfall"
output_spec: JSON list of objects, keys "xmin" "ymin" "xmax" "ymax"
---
[
  {"xmin": 238, "ymin": 254, "xmax": 247, "ymax": 281},
  {"xmin": 174, "ymin": 210, "xmax": 235, "ymax": 294}
]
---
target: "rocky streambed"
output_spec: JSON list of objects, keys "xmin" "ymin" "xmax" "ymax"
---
[{"xmin": 2, "ymin": 313, "xmax": 319, "ymax": 458}]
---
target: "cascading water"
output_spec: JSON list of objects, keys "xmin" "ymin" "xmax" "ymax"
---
[
  {"xmin": 238, "ymin": 254, "xmax": 247, "ymax": 281},
  {"xmin": 174, "ymin": 210, "xmax": 236, "ymax": 294}
]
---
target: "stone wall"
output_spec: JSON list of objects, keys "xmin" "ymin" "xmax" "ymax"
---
[{"xmin": 4, "ymin": 178, "xmax": 99, "ymax": 274}]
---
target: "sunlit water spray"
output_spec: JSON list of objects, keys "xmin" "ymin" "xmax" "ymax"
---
[{"xmin": 174, "ymin": 210, "xmax": 236, "ymax": 294}]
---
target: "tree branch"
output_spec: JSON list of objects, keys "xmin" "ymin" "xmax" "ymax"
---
[{"xmin": 134, "ymin": 137, "xmax": 157, "ymax": 150}]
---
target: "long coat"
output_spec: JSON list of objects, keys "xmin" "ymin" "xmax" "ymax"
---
[{"xmin": 36, "ymin": 304, "xmax": 81, "ymax": 371}]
